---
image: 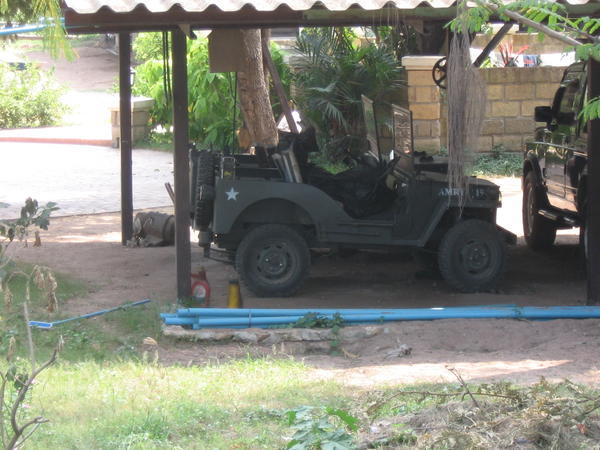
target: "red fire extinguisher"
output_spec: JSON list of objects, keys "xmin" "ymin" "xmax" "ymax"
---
[{"xmin": 190, "ymin": 266, "xmax": 211, "ymax": 307}]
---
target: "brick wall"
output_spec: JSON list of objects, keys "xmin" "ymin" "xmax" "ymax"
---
[
  {"xmin": 403, "ymin": 60, "xmax": 567, "ymax": 153},
  {"xmin": 477, "ymin": 66, "xmax": 565, "ymax": 151}
]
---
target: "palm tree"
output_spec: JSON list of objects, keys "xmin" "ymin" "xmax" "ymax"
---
[{"xmin": 293, "ymin": 27, "xmax": 404, "ymax": 160}]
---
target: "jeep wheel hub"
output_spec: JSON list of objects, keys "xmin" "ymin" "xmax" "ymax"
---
[
  {"xmin": 257, "ymin": 244, "xmax": 291, "ymax": 278},
  {"xmin": 460, "ymin": 241, "xmax": 490, "ymax": 273}
]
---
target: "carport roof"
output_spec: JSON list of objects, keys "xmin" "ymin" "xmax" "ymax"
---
[
  {"xmin": 63, "ymin": 0, "xmax": 597, "ymax": 32},
  {"xmin": 64, "ymin": 0, "xmax": 593, "ymax": 13}
]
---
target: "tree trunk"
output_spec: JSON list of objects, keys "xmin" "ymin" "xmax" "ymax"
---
[{"xmin": 237, "ymin": 29, "xmax": 278, "ymax": 148}]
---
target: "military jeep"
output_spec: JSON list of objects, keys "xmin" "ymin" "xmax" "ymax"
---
[{"xmin": 191, "ymin": 99, "xmax": 514, "ymax": 297}]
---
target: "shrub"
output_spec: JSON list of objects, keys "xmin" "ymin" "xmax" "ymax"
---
[
  {"xmin": 471, "ymin": 145, "xmax": 522, "ymax": 177},
  {"xmin": 132, "ymin": 33, "xmax": 291, "ymax": 150},
  {"xmin": 0, "ymin": 63, "xmax": 65, "ymax": 128}
]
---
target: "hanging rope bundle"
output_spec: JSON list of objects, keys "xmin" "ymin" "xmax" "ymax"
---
[{"xmin": 446, "ymin": 13, "xmax": 487, "ymax": 207}]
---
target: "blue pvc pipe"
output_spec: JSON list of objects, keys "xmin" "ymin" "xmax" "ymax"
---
[
  {"xmin": 30, "ymin": 299, "xmax": 152, "ymax": 329},
  {"xmin": 162, "ymin": 305, "xmax": 600, "ymax": 330},
  {"xmin": 174, "ymin": 305, "xmax": 519, "ymax": 317},
  {"xmin": 0, "ymin": 19, "xmax": 65, "ymax": 36}
]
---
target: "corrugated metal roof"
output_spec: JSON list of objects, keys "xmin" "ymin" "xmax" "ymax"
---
[{"xmin": 63, "ymin": 0, "xmax": 594, "ymax": 14}]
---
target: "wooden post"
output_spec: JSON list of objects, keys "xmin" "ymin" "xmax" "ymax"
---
[
  {"xmin": 261, "ymin": 36, "xmax": 298, "ymax": 134},
  {"xmin": 118, "ymin": 33, "xmax": 133, "ymax": 245},
  {"xmin": 587, "ymin": 57, "xmax": 600, "ymax": 305},
  {"xmin": 172, "ymin": 29, "xmax": 192, "ymax": 300}
]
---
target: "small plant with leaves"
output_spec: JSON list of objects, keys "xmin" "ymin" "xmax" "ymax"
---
[
  {"xmin": 285, "ymin": 405, "xmax": 359, "ymax": 450},
  {"xmin": 291, "ymin": 313, "xmax": 345, "ymax": 330},
  {"xmin": 1, "ymin": 199, "xmax": 59, "ymax": 313}
]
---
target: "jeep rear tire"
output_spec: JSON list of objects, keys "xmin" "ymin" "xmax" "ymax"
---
[
  {"xmin": 193, "ymin": 151, "xmax": 215, "ymax": 229},
  {"xmin": 438, "ymin": 219, "xmax": 506, "ymax": 293},
  {"xmin": 523, "ymin": 172, "xmax": 556, "ymax": 250},
  {"xmin": 235, "ymin": 224, "xmax": 310, "ymax": 297}
]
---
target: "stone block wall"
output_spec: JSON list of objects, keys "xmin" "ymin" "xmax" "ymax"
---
[
  {"xmin": 403, "ymin": 57, "xmax": 566, "ymax": 152},
  {"xmin": 478, "ymin": 66, "xmax": 565, "ymax": 151}
]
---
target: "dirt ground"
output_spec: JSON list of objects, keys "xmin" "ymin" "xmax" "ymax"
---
[
  {"xmin": 11, "ymin": 210, "xmax": 599, "ymax": 387},
  {"xmin": 7, "ymin": 38, "xmax": 600, "ymax": 387}
]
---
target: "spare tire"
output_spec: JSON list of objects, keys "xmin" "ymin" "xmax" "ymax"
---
[{"xmin": 192, "ymin": 151, "xmax": 215, "ymax": 230}]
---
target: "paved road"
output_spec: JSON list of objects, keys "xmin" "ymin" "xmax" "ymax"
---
[{"xmin": 1, "ymin": 143, "xmax": 173, "ymax": 219}]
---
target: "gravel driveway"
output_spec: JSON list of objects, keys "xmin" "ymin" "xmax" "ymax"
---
[{"xmin": 1, "ymin": 143, "xmax": 173, "ymax": 219}]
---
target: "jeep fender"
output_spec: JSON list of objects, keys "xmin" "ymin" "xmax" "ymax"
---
[{"xmin": 212, "ymin": 179, "xmax": 348, "ymax": 237}]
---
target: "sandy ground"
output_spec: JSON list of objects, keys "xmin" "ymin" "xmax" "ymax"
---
[
  {"xmin": 11, "ymin": 210, "xmax": 599, "ymax": 387},
  {"xmin": 5, "ymin": 37, "xmax": 600, "ymax": 387}
]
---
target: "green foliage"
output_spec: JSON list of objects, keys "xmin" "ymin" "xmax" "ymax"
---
[
  {"xmin": 576, "ymin": 43, "xmax": 600, "ymax": 62},
  {"xmin": 291, "ymin": 313, "xmax": 345, "ymax": 329},
  {"xmin": 580, "ymin": 97, "xmax": 600, "ymax": 123},
  {"xmin": 0, "ymin": 0, "xmax": 39, "ymax": 23},
  {"xmin": 132, "ymin": 32, "xmax": 163, "ymax": 62},
  {"xmin": 448, "ymin": 5, "xmax": 492, "ymax": 34},
  {"xmin": 471, "ymin": 146, "xmax": 522, "ymax": 177},
  {"xmin": 0, "ymin": 63, "xmax": 65, "ymax": 128},
  {"xmin": 285, "ymin": 406, "xmax": 358, "ymax": 449},
  {"xmin": 0, "ymin": 0, "xmax": 72, "ymax": 59},
  {"xmin": 372, "ymin": 25, "xmax": 420, "ymax": 62},
  {"xmin": 293, "ymin": 27, "xmax": 404, "ymax": 160},
  {"xmin": 132, "ymin": 33, "xmax": 291, "ymax": 149}
]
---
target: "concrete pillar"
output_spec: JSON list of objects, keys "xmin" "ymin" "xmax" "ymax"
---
[
  {"xmin": 402, "ymin": 55, "xmax": 444, "ymax": 152},
  {"xmin": 111, "ymin": 97, "xmax": 155, "ymax": 148}
]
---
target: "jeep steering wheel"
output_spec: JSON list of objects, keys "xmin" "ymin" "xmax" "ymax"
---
[{"xmin": 432, "ymin": 57, "xmax": 447, "ymax": 90}]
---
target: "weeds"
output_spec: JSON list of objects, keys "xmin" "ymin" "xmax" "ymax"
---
[
  {"xmin": 471, "ymin": 145, "xmax": 522, "ymax": 177},
  {"xmin": 285, "ymin": 406, "xmax": 358, "ymax": 449},
  {"xmin": 362, "ymin": 378, "xmax": 600, "ymax": 449}
]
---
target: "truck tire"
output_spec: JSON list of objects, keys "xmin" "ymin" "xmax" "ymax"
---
[
  {"xmin": 522, "ymin": 172, "xmax": 556, "ymax": 250},
  {"xmin": 438, "ymin": 219, "xmax": 506, "ymax": 293},
  {"xmin": 193, "ymin": 151, "xmax": 215, "ymax": 229},
  {"xmin": 235, "ymin": 224, "xmax": 310, "ymax": 297}
]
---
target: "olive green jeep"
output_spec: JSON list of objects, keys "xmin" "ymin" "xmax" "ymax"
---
[{"xmin": 191, "ymin": 99, "xmax": 514, "ymax": 297}]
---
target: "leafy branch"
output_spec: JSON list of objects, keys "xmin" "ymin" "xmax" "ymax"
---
[
  {"xmin": 0, "ymin": 341, "xmax": 60, "ymax": 449},
  {"xmin": 450, "ymin": 0, "xmax": 600, "ymax": 120}
]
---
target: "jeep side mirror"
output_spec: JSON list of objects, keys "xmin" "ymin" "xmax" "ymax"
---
[{"xmin": 534, "ymin": 106, "xmax": 553, "ymax": 124}]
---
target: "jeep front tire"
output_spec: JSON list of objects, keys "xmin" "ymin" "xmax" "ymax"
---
[
  {"xmin": 235, "ymin": 224, "xmax": 310, "ymax": 297},
  {"xmin": 438, "ymin": 219, "xmax": 506, "ymax": 292}
]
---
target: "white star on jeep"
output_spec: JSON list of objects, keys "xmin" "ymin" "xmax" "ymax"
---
[{"xmin": 225, "ymin": 187, "xmax": 239, "ymax": 201}]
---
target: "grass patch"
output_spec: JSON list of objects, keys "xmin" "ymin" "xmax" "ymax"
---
[
  {"xmin": 13, "ymin": 358, "xmax": 600, "ymax": 449},
  {"xmin": 1, "ymin": 262, "xmax": 162, "ymax": 363},
  {"xmin": 134, "ymin": 130, "xmax": 173, "ymax": 152},
  {"xmin": 26, "ymin": 357, "xmax": 350, "ymax": 449}
]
